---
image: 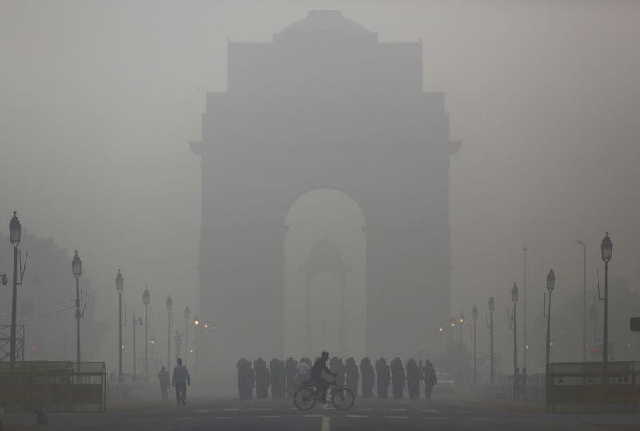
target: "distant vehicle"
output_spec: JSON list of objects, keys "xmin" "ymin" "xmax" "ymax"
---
[{"xmin": 434, "ymin": 372, "xmax": 456, "ymax": 395}]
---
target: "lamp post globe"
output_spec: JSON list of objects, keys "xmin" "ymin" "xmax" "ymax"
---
[
  {"xmin": 143, "ymin": 286, "xmax": 150, "ymax": 306},
  {"xmin": 601, "ymin": 232, "xmax": 613, "ymax": 262},
  {"xmin": 547, "ymin": 269, "xmax": 556, "ymax": 293},
  {"xmin": 115, "ymin": 270, "xmax": 123, "ymax": 293},
  {"xmin": 72, "ymin": 250, "xmax": 82, "ymax": 278},
  {"xmin": 9, "ymin": 212, "xmax": 21, "ymax": 245},
  {"xmin": 512, "ymin": 282, "xmax": 519, "ymax": 303},
  {"xmin": 166, "ymin": 295, "xmax": 173, "ymax": 312},
  {"xmin": 194, "ymin": 315, "xmax": 199, "ymax": 326},
  {"xmin": 489, "ymin": 296, "xmax": 495, "ymax": 312},
  {"xmin": 459, "ymin": 312, "xmax": 465, "ymax": 325}
]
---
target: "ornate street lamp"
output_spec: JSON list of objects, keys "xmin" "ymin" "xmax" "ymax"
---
[
  {"xmin": 115, "ymin": 269, "xmax": 124, "ymax": 380},
  {"xmin": 184, "ymin": 306, "xmax": 190, "ymax": 365},
  {"xmin": 511, "ymin": 282, "xmax": 519, "ymax": 399},
  {"xmin": 601, "ymin": 232, "xmax": 613, "ymax": 366},
  {"xmin": 72, "ymin": 251, "xmax": 83, "ymax": 368},
  {"xmin": 545, "ymin": 269, "xmax": 556, "ymax": 369},
  {"xmin": 194, "ymin": 314, "xmax": 200, "ymax": 373},
  {"xmin": 9, "ymin": 212, "xmax": 21, "ymax": 363},
  {"xmin": 166, "ymin": 295, "xmax": 173, "ymax": 368},
  {"xmin": 489, "ymin": 296, "xmax": 495, "ymax": 385},
  {"xmin": 472, "ymin": 304, "xmax": 478, "ymax": 383},
  {"xmin": 459, "ymin": 312, "xmax": 465, "ymax": 343},
  {"xmin": 142, "ymin": 286, "xmax": 150, "ymax": 380}
]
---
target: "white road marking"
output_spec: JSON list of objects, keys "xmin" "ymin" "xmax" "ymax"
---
[
  {"xmin": 386, "ymin": 415, "xmax": 409, "ymax": 419},
  {"xmin": 194, "ymin": 409, "xmax": 212, "ymax": 413},
  {"xmin": 214, "ymin": 416, "xmax": 235, "ymax": 419},
  {"xmin": 346, "ymin": 414, "xmax": 368, "ymax": 418},
  {"xmin": 223, "ymin": 408, "xmax": 240, "ymax": 411},
  {"xmin": 303, "ymin": 414, "xmax": 324, "ymax": 418},
  {"xmin": 321, "ymin": 416, "xmax": 331, "ymax": 431},
  {"xmin": 257, "ymin": 415, "xmax": 281, "ymax": 418},
  {"xmin": 422, "ymin": 409, "xmax": 439, "ymax": 413},
  {"xmin": 390, "ymin": 408, "xmax": 407, "ymax": 411},
  {"xmin": 357, "ymin": 408, "xmax": 373, "ymax": 411},
  {"xmin": 249, "ymin": 408, "xmax": 272, "ymax": 411}
]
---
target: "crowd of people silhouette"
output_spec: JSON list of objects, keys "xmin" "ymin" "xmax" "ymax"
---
[{"xmin": 236, "ymin": 356, "xmax": 437, "ymax": 400}]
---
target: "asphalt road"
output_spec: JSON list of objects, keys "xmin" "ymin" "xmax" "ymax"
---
[{"xmin": 4, "ymin": 397, "xmax": 640, "ymax": 430}]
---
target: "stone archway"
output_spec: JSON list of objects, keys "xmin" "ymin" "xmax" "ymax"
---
[{"xmin": 284, "ymin": 190, "xmax": 366, "ymax": 359}]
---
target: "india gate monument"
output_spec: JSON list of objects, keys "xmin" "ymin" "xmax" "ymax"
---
[{"xmin": 190, "ymin": 11, "xmax": 460, "ymax": 371}]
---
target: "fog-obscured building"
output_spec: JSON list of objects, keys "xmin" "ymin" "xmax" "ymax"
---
[{"xmin": 191, "ymin": 11, "xmax": 460, "ymax": 370}]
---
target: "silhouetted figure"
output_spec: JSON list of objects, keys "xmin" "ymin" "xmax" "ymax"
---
[
  {"xmin": 285, "ymin": 357, "xmax": 298, "ymax": 396},
  {"xmin": 376, "ymin": 357, "xmax": 390, "ymax": 398},
  {"xmin": 336, "ymin": 358, "xmax": 346, "ymax": 386},
  {"xmin": 270, "ymin": 358, "xmax": 286, "ymax": 398},
  {"xmin": 422, "ymin": 360, "xmax": 437, "ymax": 400},
  {"xmin": 297, "ymin": 357, "xmax": 311, "ymax": 386},
  {"xmin": 390, "ymin": 357, "xmax": 405, "ymax": 399},
  {"xmin": 237, "ymin": 358, "xmax": 254, "ymax": 400},
  {"xmin": 345, "ymin": 357, "xmax": 359, "ymax": 397},
  {"xmin": 158, "ymin": 366, "xmax": 170, "ymax": 400},
  {"xmin": 254, "ymin": 357, "xmax": 270, "ymax": 399},
  {"xmin": 329, "ymin": 357, "xmax": 340, "ymax": 379},
  {"xmin": 172, "ymin": 357, "xmax": 191, "ymax": 407},
  {"xmin": 360, "ymin": 357, "xmax": 374, "ymax": 398},
  {"xmin": 406, "ymin": 359, "xmax": 420, "ymax": 399}
]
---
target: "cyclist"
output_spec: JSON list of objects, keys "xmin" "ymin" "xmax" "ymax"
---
[{"xmin": 311, "ymin": 351, "xmax": 337, "ymax": 404}]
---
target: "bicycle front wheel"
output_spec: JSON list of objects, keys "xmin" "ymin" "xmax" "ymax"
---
[
  {"xmin": 294, "ymin": 387, "xmax": 316, "ymax": 410},
  {"xmin": 331, "ymin": 387, "xmax": 355, "ymax": 411}
]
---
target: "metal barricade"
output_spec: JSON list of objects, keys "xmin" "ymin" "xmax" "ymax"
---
[
  {"xmin": 0, "ymin": 361, "xmax": 106, "ymax": 413},
  {"xmin": 546, "ymin": 361, "xmax": 640, "ymax": 412}
]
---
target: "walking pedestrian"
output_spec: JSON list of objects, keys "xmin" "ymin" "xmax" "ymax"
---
[
  {"xmin": 345, "ymin": 357, "xmax": 359, "ymax": 397},
  {"xmin": 422, "ymin": 360, "xmax": 437, "ymax": 400},
  {"xmin": 158, "ymin": 366, "xmax": 170, "ymax": 400},
  {"xmin": 406, "ymin": 359, "xmax": 420, "ymax": 399},
  {"xmin": 360, "ymin": 357, "xmax": 374, "ymax": 398},
  {"xmin": 172, "ymin": 358, "xmax": 191, "ymax": 407},
  {"xmin": 376, "ymin": 357, "xmax": 390, "ymax": 398},
  {"xmin": 390, "ymin": 357, "xmax": 405, "ymax": 399}
]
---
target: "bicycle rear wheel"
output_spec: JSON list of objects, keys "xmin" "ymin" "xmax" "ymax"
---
[
  {"xmin": 331, "ymin": 387, "xmax": 355, "ymax": 411},
  {"xmin": 294, "ymin": 387, "xmax": 317, "ymax": 410}
]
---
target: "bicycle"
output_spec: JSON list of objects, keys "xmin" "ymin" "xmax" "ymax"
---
[{"xmin": 293, "ymin": 380, "xmax": 355, "ymax": 411}]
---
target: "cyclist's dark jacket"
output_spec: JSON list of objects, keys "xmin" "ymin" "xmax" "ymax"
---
[{"xmin": 311, "ymin": 358, "xmax": 331, "ymax": 380}]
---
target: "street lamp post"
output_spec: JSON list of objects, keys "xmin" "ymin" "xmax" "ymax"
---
[
  {"xmin": 142, "ymin": 287, "xmax": 150, "ymax": 380},
  {"xmin": 545, "ymin": 270, "xmax": 556, "ymax": 369},
  {"xmin": 472, "ymin": 304, "xmax": 478, "ymax": 384},
  {"xmin": 577, "ymin": 240, "xmax": 587, "ymax": 362},
  {"xmin": 437, "ymin": 325, "xmax": 444, "ymax": 355},
  {"xmin": 512, "ymin": 282, "xmax": 519, "ymax": 399},
  {"xmin": 72, "ymin": 250, "xmax": 83, "ymax": 368},
  {"xmin": 184, "ymin": 306, "xmax": 190, "ymax": 365},
  {"xmin": 601, "ymin": 232, "xmax": 613, "ymax": 367},
  {"xmin": 166, "ymin": 295, "xmax": 173, "ymax": 368},
  {"xmin": 449, "ymin": 317, "xmax": 456, "ymax": 346},
  {"xmin": 132, "ymin": 314, "xmax": 142, "ymax": 380},
  {"xmin": 194, "ymin": 315, "xmax": 200, "ymax": 374},
  {"xmin": 522, "ymin": 246, "xmax": 527, "ymax": 371},
  {"xmin": 489, "ymin": 296, "xmax": 495, "ymax": 385},
  {"xmin": 9, "ymin": 212, "xmax": 21, "ymax": 363},
  {"xmin": 115, "ymin": 270, "xmax": 124, "ymax": 380},
  {"xmin": 459, "ymin": 312, "xmax": 465, "ymax": 344}
]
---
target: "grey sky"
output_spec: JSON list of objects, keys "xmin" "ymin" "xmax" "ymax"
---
[{"xmin": 1, "ymin": 1, "xmax": 638, "ymax": 364}]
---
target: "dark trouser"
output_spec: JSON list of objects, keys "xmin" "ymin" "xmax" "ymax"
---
[
  {"xmin": 175, "ymin": 383, "xmax": 187, "ymax": 405},
  {"xmin": 425, "ymin": 383, "xmax": 434, "ymax": 400}
]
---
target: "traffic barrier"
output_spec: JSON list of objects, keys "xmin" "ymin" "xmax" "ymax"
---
[{"xmin": 546, "ymin": 361, "xmax": 640, "ymax": 412}]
